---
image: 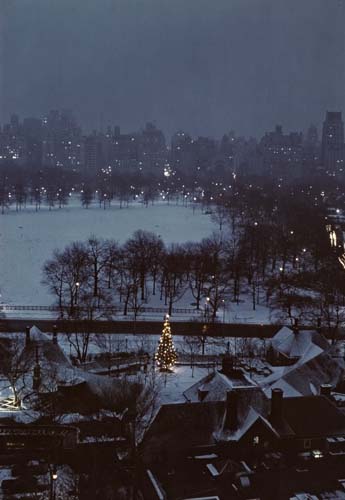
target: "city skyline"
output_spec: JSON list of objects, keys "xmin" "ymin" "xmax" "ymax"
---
[
  {"xmin": 0, "ymin": 107, "xmax": 341, "ymax": 141},
  {"xmin": 1, "ymin": 0, "xmax": 345, "ymax": 138}
]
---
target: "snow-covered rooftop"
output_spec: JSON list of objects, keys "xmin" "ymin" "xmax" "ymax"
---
[
  {"xmin": 271, "ymin": 326, "xmax": 328, "ymax": 361},
  {"xmin": 262, "ymin": 346, "xmax": 345, "ymax": 397},
  {"xmin": 183, "ymin": 368, "xmax": 256, "ymax": 403}
]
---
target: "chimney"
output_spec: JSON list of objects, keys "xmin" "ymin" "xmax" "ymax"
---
[
  {"xmin": 25, "ymin": 326, "xmax": 31, "ymax": 346},
  {"xmin": 317, "ymin": 318, "xmax": 322, "ymax": 334},
  {"xmin": 52, "ymin": 325, "xmax": 58, "ymax": 344},
  {"xmin": 221, "ymin": 355, "xmax": 233, "ymax": 376},
  {"xmin": 292, "ymin": 318, "xmax": 299, "ymax": 333},
  {"xmin": 32, "ymin": 346, "xmax": 41, "ymax": 391},
  {"xmin": 270, "ymin": 388, "xmax": 284, "ymax": 425},
  {"xmin": 320, "ymin": 384, "xmax": 332, "ymax": 399},
  {"xmin": 198, "ymin": 388, "xmax": 208, "ymax": 402},
  {"xmin": 223, "ymin": 390, "xmax": 239, "ymax": 432}
]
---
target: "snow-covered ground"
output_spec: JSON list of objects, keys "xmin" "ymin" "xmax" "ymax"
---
[
  {"xmin": 0, "ymin": 199, "xmax": 273, "ymax": 323},
  {"xmin": 55, "ymin": 333, "xmax": 234, "ymax": 358},
  {"xmin": 0, "ymin": 200, "xmax": 213, "ymax": 306},
  {"xmin": 158, "ymin": 365, "xmax": 209, "ymax": 404}
]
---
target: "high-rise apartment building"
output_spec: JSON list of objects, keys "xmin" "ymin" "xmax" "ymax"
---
[{"xmin": 321, "ymin": 111, "xmax": 345, "ymax": 173}]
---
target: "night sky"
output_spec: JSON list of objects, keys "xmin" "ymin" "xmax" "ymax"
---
[{"xmin": 0, "ymin": 0, "xmax": 344, "ymax": 138}]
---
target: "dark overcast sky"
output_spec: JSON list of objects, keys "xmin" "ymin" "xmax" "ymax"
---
[{"xmin": 0, "ymin": 0, "xmax": 345, "ymax": 139}]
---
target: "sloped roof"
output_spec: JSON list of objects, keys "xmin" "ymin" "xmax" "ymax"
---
[
  {"xmin": 183, "ymin": 369, "xmax": 255, "ymax": 403},
  {"xmin": 214, "ymin": 387, "xmax": 271, "ymax": 442},
  {"xmin": 21, "ymin": 327, "xmax": 138, "ymax": 414},
  {"xmin": 262, "ymin": 347, "xmax": 345, "ymax": 397},
  {"xmin": 35, "ymin": 381, "xmax": 103, "ymax": 415},
  {"xmin": 20, "ymin": 326, "xmax": 71, "ymax": 368},
  {"xmin": 142, "ymin": 392, "xmax": 345, "ymax": 464},
  {"xmin": 142, "ymin": 389, "xmax": 345, "ymax": 462},
  {"xmin": 271, "ymin": 327, "xmax": 328, "ymax": 360},
  {"xmin": 142, "ymin": 401, "xmax": 224, "ymax": 450},
  {"xmin": 280, "ymin": 396, "xmax": 345, "ymax": 437},
  {"xmin": 29, "ymin": 326, "xmax": 50, "ymax": 343}
]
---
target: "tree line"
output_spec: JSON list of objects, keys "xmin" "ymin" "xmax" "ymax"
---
[
  {"xmin": 2, "ymin": 162, "xmax": 345, "ymax": 216},
  {"xmin": 42, "ymin": 180, "xmax": 344, "ymax": 335}
]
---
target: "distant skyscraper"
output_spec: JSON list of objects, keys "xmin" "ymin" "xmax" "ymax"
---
[
  {"xmin": 307, "ymin": 124, "xmax": 318, "ymax": 145},
  {"xmin": 321, "ymin": 111, "xmax": 345, "ymax": 173},
  {"xmin": 302, "ymin": 124, "xmax": 320, "ymax": 168},
  {"xmin": 260, "ymin": 125, "xmax": 303, "ymax": 174},
  {"xmin": 42, "ymin": 110, "xmax": 82, "ymax": 168},
  {"xmin": 0, "ymin": 114, "xmax": 25, "ymax": 164},
  {"xmin": 23, "ymin": 117, "xmax": 43, "ymax": 167},
  {"xmin": 139, "ymin": 122, "xmax": 167, "ymax": 170},
  {"xmin": 83, "ymin": 132, "xmax": 102, "ymax": 170},
  {"xmin": 171, "ymin": 131, "xmax": 194, "ymax": 170}
]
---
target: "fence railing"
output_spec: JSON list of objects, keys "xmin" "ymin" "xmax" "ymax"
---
[{"xmin": 0, "ymin": 304, "xmax": 203, "ymax": 315}]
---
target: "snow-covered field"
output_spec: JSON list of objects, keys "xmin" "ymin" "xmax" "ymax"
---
[
  {"xmin": 0, "ymin": 201, "xmax": 214, "ymax": 306},
  {"xmin": 0, "ymin": 199, "xmax": 273, "ymax": 323}
]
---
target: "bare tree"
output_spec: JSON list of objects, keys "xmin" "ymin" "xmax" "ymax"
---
[
  {"xmin": 14, "ymin": 181, "xmax": 27, "ymax": 211},
  {"xmin": 95, "ymin": 334, "xmax": 124, "ymax": 374},
  {"xmin": 103, "ymin": 239, "xmax": 121, "ymax": 291},
  {"xmin": 161, "ymin": 244, "xmax": 188, "ymax": 316},
  {"xmin": 182, "ymin": 336, "xmax": 202, "ymax": 376},
  {"xmin": 80, "ymin": 186, "xmax": 93, "ymax": 208},
  {"xmin": 100, "ymin": 371, "xmax": 161, "ymax": 441},
  {"xmin": 185, "ymin": 240, "xmax": 213, "ymax": 310},
  {"xmin": 236, "ymin": 337, "xmax": 263, "ymax": 371},
  {"xmin": 0, "ymin": 173, "xmax": 11, "ymax": 214},
  {"xmin": 42, "ymin": 250, "xmax": 66, "ymax": 316},
  {"xmin": 26, "ymin": 364, "xmax": 66, "ymax": 423},
  {"xmin": 0, "ymin": 336, "xmax": 30, "ymax": 406},
  {"xmin": 86, "ymin": 235, "xmax": 109, "ymax": 298},
  {"xmin": 42, "ymin": 242, "xmax": 90, "ymax": 318},
  {"xmin": 211, "ymin": 203, "xmax": 229, "ymax": 231},
  {"xmin": 124, "ymin": 230, "xmax": 161, "ymax": 300},
  {"xmin": 66, "ymin": 329, "xmax": 92, "ymax": 364},
  {"xmin": 202, "ymin": 238, "xmax": 230, "ymax": 321}
]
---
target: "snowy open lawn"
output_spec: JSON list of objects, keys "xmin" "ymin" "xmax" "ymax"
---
[
  {"xmin": 158, "ymin": 365, "xmax": 209, "ymax": 404},
  {"xmin": 0, "ymin": 202, "xmax": 214, "ymax": 306}
]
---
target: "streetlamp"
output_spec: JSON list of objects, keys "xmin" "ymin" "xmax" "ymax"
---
[
  {"xmin": 49, "ymin": 465, "xmax": 58, "ymax": 500},
  {"xmin": 74, "ymin": 281, "xmax": 80, "ymax": 318},
  {"xmin": 204, "ymin": 297, "xmax": 210, "ymax": 323},
  {"xmin": 75, "ymin": 281, "xmax": 80, "ymax": 304}
]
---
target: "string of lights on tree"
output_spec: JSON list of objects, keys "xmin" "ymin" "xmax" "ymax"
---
[{"xmin": 155, "ymin": 314, "xmax": 177, "ymax": 371}]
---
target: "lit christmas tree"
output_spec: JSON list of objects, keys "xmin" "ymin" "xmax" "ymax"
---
[{"xmin": 155, "ymin": 315, "xmax": 177, "ymax": 371}]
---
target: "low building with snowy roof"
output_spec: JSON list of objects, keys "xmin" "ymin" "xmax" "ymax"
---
[
  {"xmin": 267, "ymin": 324, "xmax": 329, "ymax": 366},
  {"xmin": 0, "ymin": 326, "xmax": 144, "ymax": 420},
  {"xmin": 183, "ymin": 355, "xmax": 256, "ymax": 403},
  {"xmin": 142, "ymin": 390, "xmax": 345, "ymax": 500},
  {"xmin": 141, "ymin": 386, "xmax": 345, "ymax": 466},
  {"xmin": 261, "ymin": 346, "xmax": 345, "ymax": 398}
]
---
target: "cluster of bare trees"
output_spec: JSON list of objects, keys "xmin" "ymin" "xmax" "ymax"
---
[
  {"xmin": 37, "ymin": 171, "xmax": 345, "ymax": 331},
  {"xmin": 0, "ymin": 163, "xmax": 201, "ymax": 213},
  {"xmin": 42, "ymin": 230, "xmax": 238, "ymax": 321},
  {"xmin": 0, "ymin": 336, "xmax": 30, "ymax": 407},
  {"xmin": 224, "ymin": 183, "xmax": 345, "ymax": 333}
]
